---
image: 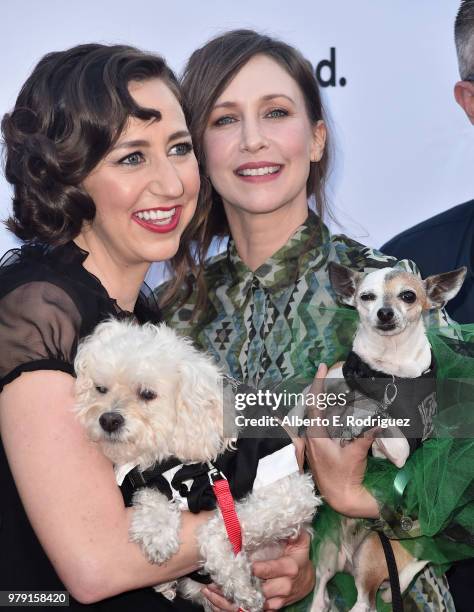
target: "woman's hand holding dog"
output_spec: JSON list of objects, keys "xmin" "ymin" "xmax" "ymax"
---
[
  {"xmin": 304, "ymin": 364, "xmax": 381, "ymax": 519},
  {"xmin": 254, "ymin": 530, "xmax": 315, "ymax": 610},
  {"xmin": 201, "ymin": 530, "xmax": 314, "ymax": 611}
]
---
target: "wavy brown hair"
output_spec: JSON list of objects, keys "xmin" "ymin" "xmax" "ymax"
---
[
  {"xmin": 160, "ymin": 30, "xmax": 332, "ymax": 313},
  {"xmin": 1, "ymin": 43, "xmax": 208, "ymax": 306}
]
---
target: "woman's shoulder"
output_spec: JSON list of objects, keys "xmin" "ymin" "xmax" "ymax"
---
[
  {"xmin": 1, "ymin": 242, "xmax": 83, "ymax": 294},
  {"xmin": 0, "ymin": 242, "xmax": 114, "ymax": 361},
  {"xmin": 0, "ymin": 241, "xmax": 113, "ymax": 319},
  {"xmin": 155, "ymin": 249, "xmax": 229, "ymax": 314},
  {"xmin": 0, "ymin": 242, "xmax": 113, "ymax": 391},
  {"xmin": 327, "ymin": 232, "xmax": 446, "ymax": 326},
  {"xmin": 193, "ymin": 248, "xmax": 232, "ymax": 288},
  {"xmin": 328, "ymin": 232, "xmax": 414, "ymax": 273}
]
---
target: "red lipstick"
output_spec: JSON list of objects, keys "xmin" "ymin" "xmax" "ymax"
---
[{"xmin": 132, "ymin": 206, "xmax": 182, "ymax": 234}]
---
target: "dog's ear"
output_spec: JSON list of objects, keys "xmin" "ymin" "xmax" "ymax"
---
[
  {"xmin": 328, "ymin": 262, "xmax": 361, "ymax": 306},
  {"xmin": 424, "ymin": 267, "xmax": 467, "ymax": 309},
  {"xmin": 173, "ymin": 350, "xmax": 226, "ymax": 463},
  {"xmin": 74, "ymin": 318, "xmax": 126, "ymax": 379}
]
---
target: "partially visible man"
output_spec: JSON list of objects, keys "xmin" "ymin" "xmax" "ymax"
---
[
  {"xmin": 382, "ymin": 3, "xmax": 474, "ymax": 609},
  {"xmin": 454, "ymin": 0, "xmax": 474, "ymax": 125},
  {"xmin": 383, "ymin": 0, "xmax": 474, "ymax": 324}
]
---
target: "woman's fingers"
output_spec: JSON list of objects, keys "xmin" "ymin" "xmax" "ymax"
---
[
  {"xmin": 201, "ymin": 586, "xmax": 238, "ymax": 611},
  {"xmin": 253, "ymin": 555, "xmax": 297, "ymax": 610},
  {"xmin": 305, "ymin": 363, "xmax": 331, "ymax": 440},
  {"xmin": 308, "ymin": 363, "xmax": 328, "ymax": 397},
  {"xmin": 291, "ymin": 436, "xmax": 305, "ymax": 471},
  {"xmin": 253, "ymin": 555, "xmax": 298, "ymax": 582},
  {"xmin": 348, "ymin": 427, "xmax": 381, "ymax": 457},
  {"xmin": 253, "ymin": 531, "xmax": 315, "ymax": 609}
]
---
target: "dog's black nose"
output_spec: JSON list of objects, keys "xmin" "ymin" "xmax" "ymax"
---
[
  {"xmin": 99, "ymin": 412, "xmax": 124, "ymax": 433},
  {"xmin": 377, "ymin": 308, "xmax": 394, "ymax": 323}
]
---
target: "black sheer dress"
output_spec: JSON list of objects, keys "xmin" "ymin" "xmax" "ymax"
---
[{"xmin": 0, "ymin": 241, "xmax": 201, "ymax": 611}]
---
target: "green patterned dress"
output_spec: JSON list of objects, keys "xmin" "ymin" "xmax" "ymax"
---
[{"xmin": 157, "ymin": 211, "xmax": 463, "ymax": 611}]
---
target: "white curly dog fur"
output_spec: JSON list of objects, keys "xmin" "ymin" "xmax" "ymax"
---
[{"xmin": 74, "ymin": 319, "xmax": 320, "ymax": 611}]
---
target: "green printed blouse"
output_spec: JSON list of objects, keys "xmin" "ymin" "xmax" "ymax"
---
[{"xmin": 158, "ymin": 211, "xmax": 461, "ymax": 611}]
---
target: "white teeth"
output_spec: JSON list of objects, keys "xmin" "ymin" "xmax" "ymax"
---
[
  {"xmin": 237, "ymin": 166, "xmax": 280, "ymax": 176},
  {"xmin": 156, "ymin": 208, "xmax": 175, "ymax": 220},
  {"xmin": 135, "ymin": 208, "xmax": 176, "ymax": 223}
]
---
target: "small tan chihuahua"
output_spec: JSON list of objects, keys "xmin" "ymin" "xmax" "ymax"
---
[{"xmin": 309, "ymin": 262, "xmax": 466, "ymax": 612}]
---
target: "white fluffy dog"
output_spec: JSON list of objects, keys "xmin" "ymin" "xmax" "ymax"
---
[{"xmin": 74, "ymin": 319, "xmax": 319, "ymax": 611}]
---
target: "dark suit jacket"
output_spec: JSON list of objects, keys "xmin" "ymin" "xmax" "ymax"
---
[
  {"xmin": 382, "ymin": 200, "xmax": 474, "ymax": 611},
  {"xmin": 382, "ymin": 200, "xmax": 474, "ymax": 324}
]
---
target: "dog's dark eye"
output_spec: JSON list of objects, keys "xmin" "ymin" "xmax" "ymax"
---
[
  {"xmin": 360, "ymin": 293, "xmax": 376, "ymax": 301},
  {"xmin": 138, "ymin": 388, "xmax": 157, "ymax": 401},
  {"xmin": 399, "ymin": 291, "xmax": 416, "ymax": 303},
  {"xmin": 95, "ymin": 385, "xmax": 108, "ymax": 394}
]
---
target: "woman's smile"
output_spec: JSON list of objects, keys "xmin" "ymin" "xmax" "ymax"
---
[
  {"xmin": 132, "ymin": 205, "xmax": 182, "ymax": 233},
  {"xmin": 234, "ymin": 161, "xmax": 284, "ymax": 182}
]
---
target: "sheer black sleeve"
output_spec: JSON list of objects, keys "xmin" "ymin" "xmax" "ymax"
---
[{"xmin": 0, "ymin": 281, "xmax": 82, "ymax": 391}]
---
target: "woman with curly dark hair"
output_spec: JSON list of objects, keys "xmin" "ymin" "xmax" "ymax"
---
[{"xmin": 0, "ymin": 43, "xmax": 211, "ymax": 611}]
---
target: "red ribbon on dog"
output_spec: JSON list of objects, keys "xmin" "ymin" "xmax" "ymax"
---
[
  {"xmin": 208, "ymin": 464, "xmax": 242, "ymax": 554},
  {"xmin": 208, "ymin": 464, "xmax": 245, "ymax": 612}
]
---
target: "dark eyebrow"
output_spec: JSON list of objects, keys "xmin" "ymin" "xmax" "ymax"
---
[
  {"xmin": 212, "ymin": 101, "xmax": 237, "ymax": 110},
  {"xmin": 113, "ymin": 139, "xmax": 150, "ymax": 150},
  {"xmin": 261, "ymin": 94, "xmax": 295, "ymax": 104},
  {"xmin": 167, "ymin": 130, "xmax": 191, "ymax": 142},
  {"xmin": 212, "ymin": 94, "xmax": 295, "ymax": 111},
  {"xmin": 112, "ymin": 130, "xmax": 191, "ymax": 151}
]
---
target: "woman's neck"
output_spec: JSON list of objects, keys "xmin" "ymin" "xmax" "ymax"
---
[
  {"xmin": 73, "ymin": 234, "xmax": 149, "ymax": 312},
  {"xmin": 224, "ymin": 201, "xmax": 309, "ymax": 271}
]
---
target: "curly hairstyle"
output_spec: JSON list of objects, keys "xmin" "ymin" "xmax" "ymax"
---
[
  {"xmin": 180, "ymin": 29, "xmax": 331, "ymax": 261},
  {"xmin": 2, "ymin": 43, "xmax": 212, "ymax": 305},
  {"xmin": 2, "ymin": 44, "xmax": 185, "ymax": 245}
]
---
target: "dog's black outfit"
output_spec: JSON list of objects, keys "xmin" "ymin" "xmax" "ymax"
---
[
  {"xmin": 122, "ymin": 435, "xmax": 296, "ymax": 516},
  {"xmin": 341, "ymin": 350, "xmax": 437, "ymax": 451},
  {"xmin": 0, "ymin": 242, "xmax": 202, "ymax": 611},
  {"xmin": 120, "ymin": 389, "xmax": 297, "ymax": 587}
]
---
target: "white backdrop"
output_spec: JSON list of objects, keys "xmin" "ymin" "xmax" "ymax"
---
[{"xmin": 1, "ymin": 1, "xmax": 472, "ymax": 278}]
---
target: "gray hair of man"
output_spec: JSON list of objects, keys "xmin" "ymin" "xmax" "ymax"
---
[{"xmin": 455, "ymin": 0, "xmax": 474, "ymax": 80}]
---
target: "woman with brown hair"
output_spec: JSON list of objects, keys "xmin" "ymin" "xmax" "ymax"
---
[
  {"xmin": 0, "ymin": 42, "xmax": 213, "ymax": 611},
  {"xmin": 158, "ymin": 30, "xmax": 460, "ymax": 611}
]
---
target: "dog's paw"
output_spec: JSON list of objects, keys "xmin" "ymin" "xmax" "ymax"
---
[
  {"xmin": 348, "ymin": 602, "xmax": 375, "ymax": 612},
  {"xmin": 198, "ymin": 514, "xmax": 265, "ymax": 610},
  {"xmin": 204, "ymin": 546, "xmax": 264, "ymax": 610},
  {"xmin": 177, "ymin": 578, "xmax": 212, "ymax": 609},
  {"xmin": 309, "ymin": 589, "xmax": 332, "ymax": 612},
  {"xmin": 213, "ymin": 552, "xmax": 265, "ymax": 612},
  {"xmin": 153, "ymin": 581, "xmax": 178, "ymax": 600},
  {"xmin": 129, "ymin": 487, "xmax": 181, "ymax": 564},
  {"xmin": 233, "ymin": 578, "xmax": 265, "ymax": 612}
]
